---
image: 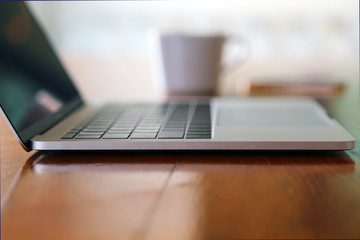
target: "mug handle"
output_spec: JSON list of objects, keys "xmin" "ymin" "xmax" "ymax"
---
[{"xmin": 221, "ymin": 36, "xmax": 250, "ymax": 72}]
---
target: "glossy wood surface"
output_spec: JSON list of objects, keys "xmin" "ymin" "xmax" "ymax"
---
[{"xmin": 1, "ymin": 85, "xmax": 360, "ymax": 240}]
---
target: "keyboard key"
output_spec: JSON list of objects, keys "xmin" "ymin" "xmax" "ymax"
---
[
  {"xmin": 107, "ymin": 130, "xmax": 132, "ymax": 134},
  {"xmin": 134, "ymin": 129, "xmax": 159, "ymax": 133},
  {"xmin": 158, "ymin": 131, "xmax": 184, "ymax": 139},
  {"xmin": 109, "ymin": 127, "xmax": 134, "ymax": 131},
  {"xmin": 137, "ymin": 124, "xmax": 161, "ymax": 128},
  {"xmin": 75, "ymin": 134, "xmax": 102, "ymax": 139},
  {"xmin": 188, "ymin": 126, "xmax": 211, "ymax": 129},
  {"xmin": 186, "ymin": 134, "xmax": 211, "ymax": 139},
  {"xmin": 61, "ymin": 133, "xmax": 77, "ymax": 139},
  {"xmin": 136, "ymin": 126, "xmax": 161, "ymax": 130},
  {"xmin": 102, "ymin": 133, "xmax": 130, "ymax": 139},
  {"xmin": 189, "ymin": 123, "xmax": 211, "ymax": 126},
  {"xmin": 78, "ymin": 131, "xmax": 104, "ymax": 135},
  {"xmin": 164, "ymin": 126, "xmax": 186, "ymax": 130},
  {"xmin": 84, "ymin": 126, "xmax": 108, "ymax": 130},
  {"xmin": 188, "ymin": 130, "xmax": 211, "ymax": 134},
  {"xmin": 130, "ymin": 133, "xmax": 158, "ymax": 139},
  {"xmin": 81, "ymin": 130, "xmax": 106, "ymax": 133}
]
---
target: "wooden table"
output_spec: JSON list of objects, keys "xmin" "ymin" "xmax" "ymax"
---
[{"xmin": 1, "ymin": 83, "xmax": 360, "ymax": 240}]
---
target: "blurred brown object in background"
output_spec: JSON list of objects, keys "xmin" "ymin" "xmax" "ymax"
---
[{"xmin": 244, "ymin": 74, "xmax": 345, "ymax": 98}]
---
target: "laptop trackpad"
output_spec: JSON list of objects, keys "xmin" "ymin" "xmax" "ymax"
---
[{"xmin": 217, "ymin": 104, "xmax": 332, "ymax": 127}]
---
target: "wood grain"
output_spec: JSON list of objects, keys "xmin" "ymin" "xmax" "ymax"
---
[
  {"xmin": 146, "ymin": 152, "xmax": 359, "ymax": 239},
  {"xmin": 0, "ymin": 117, "xmax": 34, "ymax": 207},
  {"xmin": 1, "ymin": 151, "xmax": 177, "ymax": 240}
]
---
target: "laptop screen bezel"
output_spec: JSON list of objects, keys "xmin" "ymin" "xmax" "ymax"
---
[
  {"xmin": 1, "ymin": 98, "xmax": 83, "ymax": 151},
  {"xmin": 0, "ymin": 2, "xmax": 84, "ymax": 151}
]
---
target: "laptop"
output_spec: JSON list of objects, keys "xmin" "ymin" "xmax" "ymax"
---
[{"xmin": 0, "ymin": 2, "xmax": 355, "ymax": 151}]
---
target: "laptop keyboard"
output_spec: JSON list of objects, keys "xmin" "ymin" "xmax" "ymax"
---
[{"xmin": 61, "ymin": 102, "xmax": 212, "ymax": 140}]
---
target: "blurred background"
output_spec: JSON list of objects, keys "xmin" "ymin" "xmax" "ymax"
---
[{"xmin": 27, "ymin": 0, "xmax": 359, "ymax": 101}]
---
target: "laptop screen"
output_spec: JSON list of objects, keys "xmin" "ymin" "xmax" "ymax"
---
[{"xmin": 0, "ymin": 2, "xmax": 82, "ymax": 148}]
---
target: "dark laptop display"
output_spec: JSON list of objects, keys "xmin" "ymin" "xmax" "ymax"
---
[{"xmin": 0, "ymin": 2, "xmax": 82, "ymax": 147}]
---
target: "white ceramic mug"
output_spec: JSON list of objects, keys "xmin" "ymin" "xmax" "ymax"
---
[{"xmin": 148, "ymin": 32, "xmax": 249, "ymax": 96}]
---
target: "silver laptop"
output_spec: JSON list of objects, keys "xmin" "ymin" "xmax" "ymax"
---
[{"xmin": 0, "ymin": 2, "xmax": 355, "ymax": 151}]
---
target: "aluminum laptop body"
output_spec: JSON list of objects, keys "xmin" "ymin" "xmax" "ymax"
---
[{"xmin": 0, "ymin": 2, "xmax": 355, "ymax": 151}]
